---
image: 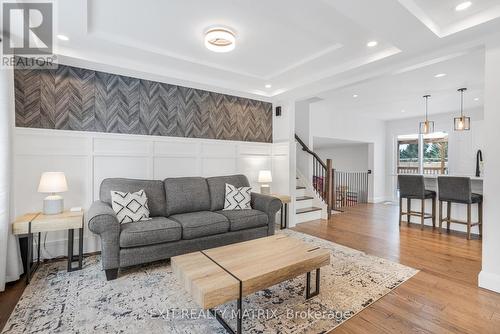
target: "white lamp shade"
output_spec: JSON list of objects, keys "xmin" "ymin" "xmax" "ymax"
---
[
  {"xmin": 258, "ymin": 170, "xmax": 272, "ymax": 183},
  {"xmin": 38, "ymin": 172, "xmax": 68, "ymax": 193}
]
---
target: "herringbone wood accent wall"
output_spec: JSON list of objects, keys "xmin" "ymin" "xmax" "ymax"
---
[{"xmin": 14, "ymin": 64, "xmax": 273, "ymax": 143}]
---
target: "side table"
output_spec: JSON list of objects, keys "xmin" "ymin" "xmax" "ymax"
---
[
  {"xmin": 270, "ymin": 194, "xmax": 291, "ymax": 229},
  {"xmin": 12, "ymin": 210, "xmax": 85, "ymax": 284}
]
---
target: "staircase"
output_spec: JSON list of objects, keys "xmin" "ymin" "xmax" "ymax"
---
[
  {"xmin": 295, "ymin": 134, "xmax": 333, "ymax": 223},
  {"xmin": 294, "ymin": 176, "xmax": 324, "ymax": 223}
]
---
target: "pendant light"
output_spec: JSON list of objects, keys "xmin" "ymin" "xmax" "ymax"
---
[
  {"xmin": 419, "ymin": 94, "xmax": 434, "ymax": 134},
  {"xmin": 454, "ymin": 88, "xmax": 471, "ymax": 131}
]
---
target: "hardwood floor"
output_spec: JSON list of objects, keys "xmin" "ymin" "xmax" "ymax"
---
[
  {"xmin": 294, "ymin": 203, "xmax": 500, "ymax": 334},
  {"xmin": 0, "ymin": 279, "xmax": 24, "ymax": 331},
  {"xmin": 1, "ymin": 203, "xmax": 499, "ymax": 333}
]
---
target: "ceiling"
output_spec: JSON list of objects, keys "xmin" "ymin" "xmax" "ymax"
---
[
  {"xmin": 398, "ymin": 0, "xmax": 500, "ymax": 37},
  {"xmin": 315, "ymin": 49, "xmax": 485, "ymax": 120},
  {"xmin": 313, "ymin": 137, "xmax": 369, "ymax": 149},
  {"xmin": 51, "ymin": 0, "xmax": 500, "ymax": 101}
]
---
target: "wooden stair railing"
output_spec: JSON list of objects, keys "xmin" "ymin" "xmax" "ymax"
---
[{"xmin": 295, "ymin": 134, "xmax": 333, "ymax": 219}]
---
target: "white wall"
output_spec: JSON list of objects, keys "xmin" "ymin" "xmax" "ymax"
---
[
  {"xmin": 13, "ymin": 128, "xmax": 289, "ymax": 258},
  {"xmin": 309, "ymin": 101, "xmax": 387, "ymax": 202},
  {"xmin": 385, "ymin": 108, "xmax": 485, "ymax": 201},
  {"xmin": 273, "ymin": 99, "xmax": 296, "ymax": 226},
  {"xmin": 315, "ymin": 144, "xmax": 369, "ymax": 172},
  {"xmin": 295, "ymin": 101, "xmax": 312, "ymax": 181},
  {"xmin": 479, "ymin": 40, "xmax": 500, "ymax": 293}
]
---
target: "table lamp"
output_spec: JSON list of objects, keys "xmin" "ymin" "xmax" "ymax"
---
[
  {"xmin": 258, "ymin": 170, "xmax": 272, "ymax": 195},
  {"xmin": 38, "ymin": 172, "xmax": 68, "ymax": 215}
]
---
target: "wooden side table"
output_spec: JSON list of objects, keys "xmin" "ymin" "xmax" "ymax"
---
[
  {"xmin": 270, "ymin": 194, "xmax": 291, "ymax": 229},
  {"xmin": 12, "ymin": 210, "xmax": 85, "ymax": 284}
]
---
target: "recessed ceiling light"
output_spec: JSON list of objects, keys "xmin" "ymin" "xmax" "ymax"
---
[
  {"xmin": 265, "ymin": 84, "xmax": 272, "ymax": 89},
  {"xmin": 57, "ymin": 34, "xmax": 69, "ymax": 41},
  {"xmin": 401, "ymin": 109, "xmax": 406, "ymax": 113},
  {"xmin": 367, "ymin": 41, "xmax": 378, "ymax": 47},
  {"xmin": 474, "ymin": 97, "xmax": 479, "ymax": 101},
  {"xmin": 204, "ymin": 27, "xmax": 236, "ymax": 53},
  {"xmin": 434, "ymin": 73, "xmax": 447, "ymax": 78},
  {"xmin": 353, "ymin": 94, "xmax": 359, "ymax": 98},
  {"xmin": 455, "ymin": 1, "xmax": 472, "ymax": 11}
]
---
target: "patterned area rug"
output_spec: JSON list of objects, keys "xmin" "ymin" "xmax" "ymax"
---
[{"xmin": 2, "ymin": 230, "xmax": 417, "ymax": 334}]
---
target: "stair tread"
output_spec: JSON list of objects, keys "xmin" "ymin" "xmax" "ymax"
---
[
  {"xmin": 296, "ymin": 186, "xmax": 306, "ymax": 190},
  {"xmin": 296, "ymin": 207, "xmax": 322, "ymax": 214},
  {"xmin": 296, "ymin": 196, "xmax": 314, "ymax": 201}
]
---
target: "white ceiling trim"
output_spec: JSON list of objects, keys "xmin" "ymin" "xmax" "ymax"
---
[
  {"xmin": 263, "ymin": 43, "xmax": 344, "ymax": 80},
  {"xmin": 398, "ymin": 0, "xmax": 500, "ymax": 38},
  {"xmin": 89, "ymin": 30, "xmax": 351, "ymax": 83},
  {"xmin": 88, "ymin": 30, "xmax": 264, "ymax": 80},
  {"xmin": 273, "ymin": 47, "xmax": 402, "ymax": 97}
]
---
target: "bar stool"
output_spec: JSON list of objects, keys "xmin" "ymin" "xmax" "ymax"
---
[
  {"xmin": 398, "ymin": 175, "xmax": 437, "ymax": 230},
  {"xmin": 437, "ymin": 177, "xmax": 483, "ymax": 240}
]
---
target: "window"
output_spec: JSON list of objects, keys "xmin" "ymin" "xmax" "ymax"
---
[
  {"xmin": 398, "ymin": 138, "xmax": 419, "ymax": 174},
  {"xmin": 397, "ymin": 133, "xmax": 448, "ymax": 175}
]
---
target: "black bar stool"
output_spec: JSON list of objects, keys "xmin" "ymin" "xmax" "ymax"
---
[
  {"xmin": 398, "ymin": 175, "xmax": 437, "ymax": 230},
  {"xmin": 437, "ymin": 177, "xmax": 483, "ymax": 240}
]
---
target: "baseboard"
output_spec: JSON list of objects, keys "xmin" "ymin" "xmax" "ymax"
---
[
  {"xmin": 479, "ymin": 271, "xmax": 500, "ymax": 293},
  {"xmin": 370, "ymin": 196, "xmax": 390, "ymax": 204}
]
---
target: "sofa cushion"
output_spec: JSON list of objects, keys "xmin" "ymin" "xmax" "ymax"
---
[
  {"xmin": 164, "ymin": 177, "xmax": 211, "ymax": 216},
  {"xmin": 120, "ymin": 217, "xmax": 181, "ymax": 248},
  {"xmin": 207, "ymin": 175, "xmax": 250, "ymax": 211},
  {"xmin": 100, "ymin": 178, "xmax": 166, "ymax": 217},
  {"xmin": 216, "ymin": 209, "xmax": 268, "ymax": 232},
  {"xmin": 170, "ymin": 211, "xmax": 229, "ymax": 240}
]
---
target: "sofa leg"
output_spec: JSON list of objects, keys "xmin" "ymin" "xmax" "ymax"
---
[{"xmin": 105, "ymin": 268, "xmax": 119, "ymax": 281}]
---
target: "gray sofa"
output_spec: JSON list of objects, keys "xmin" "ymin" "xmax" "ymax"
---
[{"xmin": 86, "ymin": 174, "xmax": 282, "ymax": 280}]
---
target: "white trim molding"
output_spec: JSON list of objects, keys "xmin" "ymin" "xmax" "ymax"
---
[{"xmin": 479, "ymin": 270, "xmax": 500, "ymax": 294}]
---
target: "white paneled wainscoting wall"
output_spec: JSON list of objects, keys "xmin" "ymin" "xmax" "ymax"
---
[{"xmin": 13, "ymin": 127, "xmax": 291, "ymax": 259}]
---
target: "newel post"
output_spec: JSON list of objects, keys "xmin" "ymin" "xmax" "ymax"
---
[{"xmin": 326, "ymin": 159, "xmax": 333, "ymax": 219}]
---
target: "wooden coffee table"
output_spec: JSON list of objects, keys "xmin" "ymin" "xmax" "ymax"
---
[{"xmin": 172, "ymin": 235, "xmax": 330, "ymax": 334}]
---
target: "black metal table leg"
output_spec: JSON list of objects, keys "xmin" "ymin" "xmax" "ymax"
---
[
  {"xmin": 78, "ymin": 227, "xmax": 84, "ymax": 270},
  {"xmin": 280, "ymin": 205, "xmax": 285, "ymax": 229},
  {"xmin": 25, "ymin": 223, "xmax": 42, "ymax": 285},
  {"xmin": 26, "ymin": 222, "xmax": 32, "ymax": 285},
  {"xmin": 306, "ymin": 268, "xmax": 321, "ymax": 300},
  {"xmin": 67, "ymin": 229, "xmax": 74, "ymax": 272},
  {"xmin": 210, "ymin": 280, "xmax": 243, "ymax": 334},
  {"xmin": 284, "ymin": 203, "xmax": 288, "ymax": 229},
  {"xmin": 280, "ymin": 203, "xmax": 288, "ymax": 230},
  {"xmin": 37, "ymin": 232, "xmax": 41, "ymax": 266}
]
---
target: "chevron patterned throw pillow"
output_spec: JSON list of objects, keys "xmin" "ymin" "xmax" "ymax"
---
[
  {"xmin": 223, "ymin": 183, "xmax": 252, "ymax": 210},
  {"xmin": 111, "ymin": 189, "xmax": 151, "ymax": 224}
]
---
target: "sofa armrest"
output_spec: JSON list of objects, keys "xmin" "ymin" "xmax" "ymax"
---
[
  {"xmin": 251, "ymin": 193, "xmax": 282, "ymax": 236},
  {"xmin": 86, "ymin": 201, "xmax": 120, "ymax": 270}
]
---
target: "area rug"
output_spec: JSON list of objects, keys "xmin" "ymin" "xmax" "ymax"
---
[{"xmin": 2, "ymin": 230, "xmax": 417, "ymax": 334}]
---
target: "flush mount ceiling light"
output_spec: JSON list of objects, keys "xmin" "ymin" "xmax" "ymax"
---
[
  {"xmin": 454, "ymin": 88, "xmax": 471, "ymax": 131},
  {"xmin": 352, "ymin": 94, "xmax": 359, "ymax": 98},
  {"xmin": 57, "ymin": 34, "xmax": 69, "ymax": 41},
  {"xmin": 366, "ymin": 41, "xmax": 378, "ymax": 47},
  {"xmin": 474, "ymin": 97, "xmax": 480, "ymax": 101},
  {"xmin": 204, "ymin": 27, "xmax": 236, "ymax": 53},
  {"xmin": 265, "ymin": 84, "xmax": 272, "ymax": 89},
  {"xmin": 419, "ymin": 95, "xmax": 435, "ymax": 134},
  {"xmin": 434, "ymin": 73, "xmax": 447, "ymax": 78},
  {"xmin": 455, "ymin": 1, "xmax": 472, "ymax": 11}
]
